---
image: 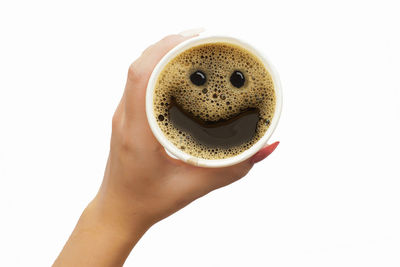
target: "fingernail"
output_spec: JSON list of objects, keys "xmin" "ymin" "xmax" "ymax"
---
[
  {"xmin": 178, "ymin": 27, "xmax": 205, "ymax": 37},
  {"xmin": 250, "ymin": 141, "xmax": 280, "ymax": 164}
]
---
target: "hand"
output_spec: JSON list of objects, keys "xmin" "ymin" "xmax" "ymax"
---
[
  {"xmin": 54, "ymin": 32, "xmax": 279, "ymax": 267},
  {"xmin": 103, "ymin": 33, "xmax": 279, "ymax": 226}
]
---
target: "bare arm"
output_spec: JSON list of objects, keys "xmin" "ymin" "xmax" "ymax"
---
[{"xmin": 53, "ymin": 33, "xmax": 279, "ymax": 267}]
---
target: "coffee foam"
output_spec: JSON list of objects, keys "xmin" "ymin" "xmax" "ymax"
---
[{"xmin": 153, "ymin": 42, "xmax": 275, "ymax": 159}]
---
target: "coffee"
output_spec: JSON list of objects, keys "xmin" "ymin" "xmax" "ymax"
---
[{"xmin": 153, "ymin": 42, "xmax": 275, "ymax": 159}]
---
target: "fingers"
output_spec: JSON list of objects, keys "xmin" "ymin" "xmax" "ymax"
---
[
  {"xmin": 123, "ymin": 34, "xmax": 198, "ymax": 123},
  {"xmin": 132, "ymin": 27, "xmax": 205, "ymax": 84},
  {"xmin": 114, "ymin": 33, "xmax": 200, "ymax": 151},
  {"xmin": 110, "ymin": 34, "xmax": 199, "ymax": 154},
  {"xmin": 126, "ymin": 34, "xmax": 196, "ymax": 92}
]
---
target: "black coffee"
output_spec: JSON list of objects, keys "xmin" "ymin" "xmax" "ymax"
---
[
  {"xmin": 168, "ymin": 97, "xmax": 259, "ymax": 148},
  {"xmin": 153, "ymin": 42, "xmax": 275, "ymax": 159}
]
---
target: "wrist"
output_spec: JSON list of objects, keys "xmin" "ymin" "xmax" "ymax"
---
[
  {"xmin": 53, "ymin": 195, "xmax": 151, "ymax": 266},
  {"xmin": 88, "ymin": 193, "xmax": 153, "ymax": 241}
]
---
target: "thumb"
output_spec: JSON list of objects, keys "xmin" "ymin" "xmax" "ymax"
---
[{"xmin": 250, "ymin": 141, "xmax": 280, "ymax": 164}]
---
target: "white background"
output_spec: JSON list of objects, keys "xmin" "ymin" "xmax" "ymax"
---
[{"xmin": 1, "ymin": 0, "xmax": 399, "ymax": 266}]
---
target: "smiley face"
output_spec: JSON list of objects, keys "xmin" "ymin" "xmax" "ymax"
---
[{"xmin": 154, "ymin": 43, "xmax": 275, "ymax": 159}]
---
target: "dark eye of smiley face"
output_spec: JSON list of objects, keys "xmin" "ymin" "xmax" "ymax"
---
[
  {"xmin": 230, "ymin": 70, "xmax": 245, "ymax": 88},
  {"xmin": 190, "ymin": 70, "xmax": 206, "ymax": 86}
]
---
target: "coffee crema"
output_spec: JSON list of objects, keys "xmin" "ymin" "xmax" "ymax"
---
[{"xmin": 153, "ymin": 42, "xmax": 275, "ymax": 159}]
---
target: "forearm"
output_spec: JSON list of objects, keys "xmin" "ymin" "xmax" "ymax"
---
[{"xmin": 53, "ymin": 196, "xmax": 150, "ymax": 267}]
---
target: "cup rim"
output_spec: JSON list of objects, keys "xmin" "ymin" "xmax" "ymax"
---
[{"xmin": 145, "ymin": 35, "xmax": 282, "ymax": 168}]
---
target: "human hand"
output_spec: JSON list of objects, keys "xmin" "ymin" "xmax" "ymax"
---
[{"xmin": 97, "ymin": 32, "xmax": 280, "ymax": 228}]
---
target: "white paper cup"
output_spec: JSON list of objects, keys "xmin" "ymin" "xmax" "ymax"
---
[{"xmin": 146, "ymin": 35, "xmax": 282, "ymax": 168}]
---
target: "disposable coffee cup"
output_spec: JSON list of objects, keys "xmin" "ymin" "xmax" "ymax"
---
[{"xmin": 146, "ymin": 35, "xmax": 282, "ymax": 168}]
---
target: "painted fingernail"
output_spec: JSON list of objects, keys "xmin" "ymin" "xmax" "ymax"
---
[
  {"xmin": 178, "ymin": 27, "xmax": 205, "ymax": 37},
  {"xmin": 250, "ymin": 141, "xmax": 280, "ymax": 164}
]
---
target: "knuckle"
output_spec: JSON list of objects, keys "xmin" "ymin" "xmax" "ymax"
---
[
  {"xmin": 111, "ymin": 112, "xmax": 132, "ymax": 151},
  {"xmin": 142, "ymin": 44, "xmax": 155, "ymax": 55},
  {"xmin": 160, "ymin": 35, "xmax": 180, "ymax": 45},
  {"xmin": 127, "ymin": 61, "xmax": 146, "ymax": 84},
  {"xmin": 161, "ymin": 35, "xmax": 175, "ymax": 42},
  {"xmin": 111, "ymin": 111, "xmax": 121, "ymax": 132},
  {"xmin": 113, "ymin": 124, "xmax": 137, "ymax": 154},
  {"xmin": 119, "ymin": 131, "xmax": 133, "ymax": 151}
]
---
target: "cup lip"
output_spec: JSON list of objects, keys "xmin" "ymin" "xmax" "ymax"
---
[{"xmin": 146, "ymin": 34, "xmax": 282, "ymax": 168}]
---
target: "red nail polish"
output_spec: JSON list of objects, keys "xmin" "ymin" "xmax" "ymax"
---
[{"xmin": 251, "ymin": 141, "xmax": 279, "ymax": 164}]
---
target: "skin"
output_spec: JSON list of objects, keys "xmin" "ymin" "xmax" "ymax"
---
[{"xmin": 53, "ymin": 33, "xmax": 279, "ymax": 267}]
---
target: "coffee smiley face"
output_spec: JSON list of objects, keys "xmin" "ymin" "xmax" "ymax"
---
[{"xmin": 153, "ymin": 43, "xmax": 276, "ymax": 160}]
